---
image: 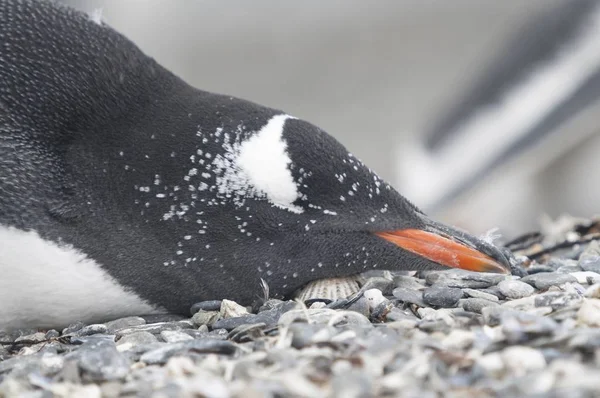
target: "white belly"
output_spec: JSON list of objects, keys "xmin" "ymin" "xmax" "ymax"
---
[{"xmin": 0, "ymin": 225, "xmax": 160, "ymax": 330}]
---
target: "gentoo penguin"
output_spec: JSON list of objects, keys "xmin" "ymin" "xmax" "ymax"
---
[{"xmin": 0, "ymin": 0, "xmax": 510, "ymax": 329}]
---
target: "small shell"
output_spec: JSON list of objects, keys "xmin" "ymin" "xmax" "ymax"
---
[{"xmin": 295, "ymin": 276, "xmax": 361, "ymax": 302}]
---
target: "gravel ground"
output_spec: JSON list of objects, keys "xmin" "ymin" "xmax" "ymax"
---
[{"xmin": 2, "ymin": 217, "xmax": 600, "ymax": 398}]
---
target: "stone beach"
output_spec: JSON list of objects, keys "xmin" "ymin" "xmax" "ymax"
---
[{"xmin": 2, "ymin": 217, "xmax": 600, "ymax": 397}]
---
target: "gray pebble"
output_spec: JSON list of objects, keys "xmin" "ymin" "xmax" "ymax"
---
[
  {"xmin": 159, "ymin": 330, "xmax": 194, "ymax": 343},
  {"xmin": 190, "ymin": 300, "xmax": 222, "ymax": 315},
  {"xmin": 15, "ymin": 332, "xmax": 46, "ymax": 344},
  {"xmin": 346, "ymin": 296, "xmax": 371, "ymax": 318},
  {"xmin": 115, "ymin": 322, "xmax": 186, "ymax": 337},
  {"xmin": 393, "ymin": 275, "xmax": 426, "ymax": 291},
  {"xmin": 392, "ymin": 287, "xmax": 426, "ymax": 307},
  {"xmin": 462, "ymin": 288, "xmax": 500, "ymax": 302},
  {"xmin": 423, "ymin": 287, "xmax": 463, "ymax": 308},
  {"xmin": 460, "ymin": 298, "xmax": 499, "ymax": 314},
  {"xmin": 105, "ymin": 317, "xmax": 146, "ymax": 333},
  {"xmin": 191, "ymin": 310, "xmax": 220, "ymax": 327},
  {"xmin": 213, "ymin": 301, "xmax": 299, "ymax": 331},
  {"xmin": 116, "ymin": 332, "xmax": 158, "ymax": 350},
  {"xmin": 140, "ymin": 339, "xmax": 238, "ymax": 365},
  {"xmin": 498, "ymin": 280, "xmax": 535, "ymax": 299},
  {"xmin": 521, "ymin": 273, "xmax": 577, "ymax": 290},
  {"xmin": 77, "ymin": 341, "xmax": 130, "ymax": 382},
  {"xmin": 427, "ymin": 269, "xmax": 506, "ymax": 289},
  {"xmin": 76, "ymin": 324, "xmax": 108, "ymax": 337}
]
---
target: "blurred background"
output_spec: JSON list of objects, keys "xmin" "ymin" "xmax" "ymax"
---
[{"xmin": 60, "ymin": 0, "xmax": 600, "ymax": 239}]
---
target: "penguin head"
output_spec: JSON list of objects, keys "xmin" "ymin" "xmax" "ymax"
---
[{"xmin": 161, "ymin": 111, "xmax": 511, "ymax": 303}]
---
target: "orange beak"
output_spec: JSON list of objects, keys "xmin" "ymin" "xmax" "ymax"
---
[{"xmin": 375, "ymin": 229, "xmax": 509, "ymax": 274}]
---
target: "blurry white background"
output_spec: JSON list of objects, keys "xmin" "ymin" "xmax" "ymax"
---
[{"xmin": 60, "ymin": 0, "xmax": 600, "ymax": 238}]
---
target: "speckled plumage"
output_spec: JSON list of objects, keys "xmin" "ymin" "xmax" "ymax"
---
[{"xmin": 0, "ymin": 0, "xmax": 508, "ymax": 328}]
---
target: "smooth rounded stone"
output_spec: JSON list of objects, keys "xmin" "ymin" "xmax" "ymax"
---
[
  {"xmin": 520, "ymin": 273, "xmax": 577, "ymax": 290},
  {"xmin": 363, "ymin": 289, "xmax": 386, "ymax": 309},
  {"xmin": 423, "ymin": 287, "xmax": 463, "ymax": 308},
  {"xmin": 392, "ymin": 287, "xmax": 426, "ymax": 307},
  {"xmin": 160, "ymin": 330, "xmax": 194, "ymax": 343},
  {"xmin": 427, "ymin": 269, "xmax": 506, "ymax": 289},
  {"xmin": 393, "ymin": 274, "xmax": 426, "ymax": 290},
  {"xmin": 570, "ymin": 271, "xmax": 600, "ymax": 284},
  {"xmin": 279, "ymin": 309, "xmax": 372, "ymax": 328},
  {"xmin": 190, "ymin": 300, "xmax": 222, "ymax": 315},
  {"xmin": 526, "ymin": 264, "xmax": 556, "ymax": 274},
  {"xmin": 417, "ymin": 307, "xmax": 455, "ymax": 327},
  {"xmin": 15, "ymin": 332, "xmax": 46, "ymax": 344},
  {"xmin": 497, "ymin": 280, "xmax": 535, "ymax": 299},
  {"xmin": 460, "ymin": 298, "xmax": 499, "ymax": 314},
  {"xmin": 462, "ymin": 288, "xmax": 499, "ymax": 302},
  {"xmin": 500, "ymin": 346, "xmax": 546, "ymax": 376},
  {"xmin": 556, "ymin": 264, "xmax": 583, "ymax": 274},
  {"xmin": 140, "ymin": 339, "xmax": 238, "ymax": 365},
  {"xmin": 346, "ymin": 296, "xmax": 370, "ymax": 318},
  {"xmin": 191, "ymin": 310, "xmax": 220, "ymax": 327},
  {"xmin": 534, "ymin": 292, "xmax": 582, "ymax": 310},
  {"xmin": 116, "ymin": 332, "xmax": 158, "ymax": 352},
  {"xmin": 105, "ymin": 317, "xmax": 146, "ymax": 333},
  {"xmin": 76, "ymin": 324, "xmax": 108, "ymax": 337},
  {"xmin": 77, "ymin": 341, "xmax": 130, "ymax": 382},
  {"xmin": 219, "ymin": 299, "xmax": 249, "ymax": 318},
  {"xmin": 577, "ymin": 299, "xmax": 600, "ymax": 326}
]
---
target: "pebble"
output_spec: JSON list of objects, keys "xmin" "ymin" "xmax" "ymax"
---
[
  {"xmin": 497, "ymin": 280, "xmax": 535, "ymax": 299},
  {"xmin": 422, "ymin": 287, "xmax": 463, "ymax": 308},
  {"xmin": 77, "ymin": 341, "xmax": 130, "ymax": 382},
  {"xmin": 191, "ymin": 310, "xmax": 220, "ymax": 327},
  {"xmin": 462, "ymin": 288, "xmax": 500, "ymax": 302},
  {"xmin": 160, "ymin": 330, "xmax": 194, "ymax": 343},
  {"xmin": 577, "ymin": 299, "xmax": 600, "ymax": 326},
  {"xmin": 460, "ymin": 298, "xmax": 499, "ymax": 314},
  {"xmin": 570, "ymin": 271, "xmax": 600, "ymax": 284},
  {"xmin": 116, "ymin": 332, "xmax": 158, "ymax": 351},
  {"xmin": 426, "ymin": 269, "xmax": 506, "ymax": 289},
  {"xmin": 105, "ymin": 317, "xmax": 146, "ymax": 333},
  {"xmin": 140, "ymin": 339, "xmax": 238, "ymax": 365},
  {"xmin": 520, "ymin": 273, "xmax": 577, "ymax": 290},
  {"xmin": 392, "ymin": 287, "xmax": 426, "ymax": 307},
  {"xmin": 190, "ymin": 300, "xmax": 222, "ymax": 314},
  {"xmin": 219, "ymin": 299, "xmax": 249, "ymax": 318}
]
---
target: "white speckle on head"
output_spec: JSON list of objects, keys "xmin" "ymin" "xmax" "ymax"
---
[
  {"xmin": 0, "ymin": 226, "xmax": 160, "ymax": 329},
  {"xmin": 323, "ymin": 210, "xmax": 337, "ymax": 216},
  {"xmin": 220, "ymin": 114, "xmax": 302, "ymax": 213}
]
